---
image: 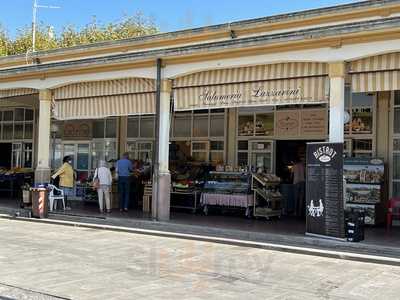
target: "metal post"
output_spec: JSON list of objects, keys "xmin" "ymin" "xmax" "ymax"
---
[{"xmin": 152, "ymin": 58, "xmax": 162, "ymax": 220}]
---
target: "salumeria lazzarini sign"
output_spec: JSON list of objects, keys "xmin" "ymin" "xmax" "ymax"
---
[{"xmin": 198, "ymin": 86, "xmax": 302, "ymax": 107}]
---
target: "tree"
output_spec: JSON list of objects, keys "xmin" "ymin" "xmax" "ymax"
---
[
  {"xmin": 0, "ymin": 12, "xmax": 159, "ymax": 57},
  {"xmin": 0, "ymin": 25, "xmax": 10, "ymax": 56}
]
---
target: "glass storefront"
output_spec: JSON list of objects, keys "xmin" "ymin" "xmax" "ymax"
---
[
  {"xmin": 344, "ymin": 87, "xmax": 376, "ymax": 158},
  {"xmin": 126, "ymin": 115, "xmax": 155, "ymax": 162},
  {"xmin": 170, "ymin": 109, "xmax": 226, "ymax": 165},
  {"xmin": 0, "ymin": 107, "xmax": 35, "ymax": 168}
]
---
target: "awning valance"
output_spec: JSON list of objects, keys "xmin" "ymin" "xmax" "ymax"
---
[
  {"xmin": 52, "ymin": 78, "xmax": 156, "ymax": 120},
  {"xmin": 350, "ymin": 53, "xmax": 400, "ymax": 92},
  {"xmin": 173, "ymin": 63, "xmax": 329, "ymax": 111},
  {"xmin": 0, "ymin": 88, "xmax": 37, "ymax": 99}
]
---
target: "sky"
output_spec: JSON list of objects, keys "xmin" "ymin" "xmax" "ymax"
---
[{"xmin": 0, "ymin": 0, "xmax": 361, "ymax": 37}]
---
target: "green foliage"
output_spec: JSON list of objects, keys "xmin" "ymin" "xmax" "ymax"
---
[{"xmin": 0, "ymin": 12, "xmax": 158, "ymax": 56}]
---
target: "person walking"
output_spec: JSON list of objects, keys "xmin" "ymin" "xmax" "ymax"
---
[
  {"xmin": 52, "ymin": 156, "xmax": 74, "ymax": 208},
  {"xmin": 116, "ymin": 152, "xmax": 133, "ymax": 212},
  {"xmin": 93, "ymin": 160, "xmax": 113, "ymax": 213}
]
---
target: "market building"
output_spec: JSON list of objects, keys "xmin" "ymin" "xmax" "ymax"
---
[{"xmin": 0, "ymin": 0, "xmax": 399, "ymax": 241}]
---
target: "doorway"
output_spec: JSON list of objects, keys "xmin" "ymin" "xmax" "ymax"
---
[
  {"xmin": 0, "ymin": 143, "xmax": 12, "ymax": 169},
  {"xmin": 276, "ymin": 140, "xmax": 307, "ymax": 184}
]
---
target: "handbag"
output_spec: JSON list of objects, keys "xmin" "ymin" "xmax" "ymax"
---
[{"xmin": 92, "ymin": 169, "xmax": 100, "ymax": 190}]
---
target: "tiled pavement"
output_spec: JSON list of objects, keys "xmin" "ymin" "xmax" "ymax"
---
[{"xmin": 0, "ymin": 218, "xmax": 399, "ymax": 300}]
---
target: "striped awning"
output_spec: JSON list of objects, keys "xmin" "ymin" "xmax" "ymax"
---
[
  {"xmin": 52, "ymin": 78, "xmax": 156, "ymax": 120},
  {"xmin": 350, "ymin": 52, "xmax": 400, "ymax": 92},
  {"xmin": 173, "ymin": 62, "xmax": 329, "ymax": 111},
  {"xmin": 0, "ymin": 88, "xmax": 37, "ymax": 99}
]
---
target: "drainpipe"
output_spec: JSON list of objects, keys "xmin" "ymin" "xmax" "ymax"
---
[{"xmin": 152, "ymin": 58, "xmax": 162, "ymax": 220}]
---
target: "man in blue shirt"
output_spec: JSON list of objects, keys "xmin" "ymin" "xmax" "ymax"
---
[{"xmin": 116, "ymin": 152, "xmax": 133, "ymax": 211}]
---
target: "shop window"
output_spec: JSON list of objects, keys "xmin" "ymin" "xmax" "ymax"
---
[
  {"xmin": 24, "ymin": 123, "xmax": 33, "ymax": 139},
  {"xmin": 193, "ymin": 115, "xmax": 209, "ymax": 137},
  {"xmin": 238, "ymin": 111, "xmax": 274, "ymax": 137},
  {"xmin": 238, "ymin": 115, "xmax": 254, "ymax": 136},
  {"xmin": 210, "ymin": 114, "xmax": 225, "ymax": 137},
  {"xmin": 3, "ymin": 110, "xmax": 13, "ymax": 122},
  {"xmin": 352, "ymin": 139, "xmax": 373, "ymax": 158},
  {"xmin": 92, "ymin": 120, "xmax": 105, "ymax": 138},
  {"xmin": 237, "ymin": 152, "xmax": 248, "ymax": 167},
  {"xmin": 138, "ymin": 142, "xmax": 152, "ymax": 162},
  {"xmin": 91, "ymin": 142, "xmax": 104, "ymax": 169},
  {"xmin": 210, "ymin": 141, "xmax": 224, "ymax": 165},
  {"xmin": 104, "ymin": 141, "xmax": 117, "ymax": 162},
  {"xmin": 2, "ymin": 124, "xmax": 13, "ymax": 140},
  {"xmin": 173, "ymin": 115, "xmax": 191, "ymax": 137},
  {"xmin": 25, "ymin": 109, "xmax": 34, "ymax": 121},
  {"xmin": 14, "ymin": 123, "xmax": 24, "ymax": 139},
  {"xmin": 345, "ymin": 92, "xmax": 374, "ymax": 135},
  {"xmin": 23, "ymin": 143, "xmax": 33, "ymax": 168},
  {"xmin": 77, "ymin": 144, "xmax": 90, "ymax": 170},
  {"xmin": 105, "ymin": 118, "xmax": 117, "ymax": 138},
  {"xmin": 192, "ymin": 141, "xmax": 208, "ymax": 162},
  {"xmin": 255, "ymin": 113, "xmax": 274, "ymax": 136},
  {"xmin": 127, "ymin": 117, "xmax": 139, "ymax": 138},
  {"xmin": 394, "ymin": 107, "xmax": 400, "ymax": 135},
  {"xmin": 140, "ymin": 117, "xmax": 155, "ymax": 138},
  {"xmin": 14, "ymin": 108, "xmax": 24, "ymax": 121},
  {"xmin": 12, "ymin": 143, "xmax": 22, "ymax": 168}
]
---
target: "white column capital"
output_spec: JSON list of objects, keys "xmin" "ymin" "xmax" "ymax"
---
[
  {"xmin": 160, "ymin": 79, "xmax": 172, "ymax": 93},
  {"xmin": 328, "ymin": 62, "xmax": 347, "ymax": 78},
  {"xmin": 39, "ymin": 89, "xmax": 52, "ymax": 102}
]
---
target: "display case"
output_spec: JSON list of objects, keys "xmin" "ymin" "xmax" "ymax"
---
[
  {"xmin": 252, "ymin": 173, "xmax": 282, "ymax": 219},
  {"xmin": 237, "ymin": 140, "xmax": 274, "ymax": 173},
  {"xmin": 201, "ymin": 171, "xmax": 252, "ymax": 216},
  {"xmin": 344, "ymin": 157, "xmax": 384, "ymax": 225}
]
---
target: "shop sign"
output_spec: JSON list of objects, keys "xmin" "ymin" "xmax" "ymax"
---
[
  {"xmin": 275, "ymin": 109, "xmax": 326, "ymax": 138},
  {"xmin": 306, "ymin": 142, "xmax": 345, "ymax": 239},
  {"xmin": 63, "ymin": 121, "xmax": 92, "ymax": 140},
  {"xmin": 300, "ymin": 109, "xmax": 326, "ymax": 136},
  {"xmin": 198, "ymin": 86, "xmax": 303, "ymax": 108},
  {"xmin": 275, "ymin": 111, "xmax": 300, "ymax": 137}
]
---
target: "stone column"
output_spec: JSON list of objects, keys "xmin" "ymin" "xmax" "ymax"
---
[
  {"xmin": 328, "ymin": 62, "xmax": 346, "ymax": 143},
  {"xmin": 35, "ymin": 89, "xmax": 52, "ymax": 184},
  {"xmin": 153, "ymin": 79, "xmax": 172, "ymax": 221}
]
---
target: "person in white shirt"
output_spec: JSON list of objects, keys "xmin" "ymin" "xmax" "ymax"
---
[{"xmin": 93, "ymin": 160, "xmax": 113, "ymax": 213}]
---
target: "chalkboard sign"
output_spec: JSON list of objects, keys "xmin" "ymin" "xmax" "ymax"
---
[{"xmin": 306, "ymin": 142, "xmax": 345, "ymax": 239}]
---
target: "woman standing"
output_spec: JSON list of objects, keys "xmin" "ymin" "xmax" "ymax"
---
[
  {"xmin": 93, "ymin": 160, "xmax": 113, "ymax": 213},
  {"xmin": 52, "ymin": 156, "xmax": 74, "ymax": 208}
]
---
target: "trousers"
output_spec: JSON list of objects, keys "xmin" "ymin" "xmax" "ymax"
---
[
  {"xmin": 97, "ymin": 185, "xmax": 111, "ymax": 211},
  {"xmin": 118, "ymin": 177, "xmax": 131, "ymax": 209}
]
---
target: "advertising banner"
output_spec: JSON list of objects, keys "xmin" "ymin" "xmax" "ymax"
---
[{"xmin": 306, "ymin": 142, "xmax": 345, "ymax": 239}]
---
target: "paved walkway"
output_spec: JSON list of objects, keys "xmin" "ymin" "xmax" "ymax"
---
[{"xmin": 0, "ymin": 219, "xmax": 399, "ymax": 300}]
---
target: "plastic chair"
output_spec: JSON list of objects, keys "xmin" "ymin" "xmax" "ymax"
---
[
  {"xmin": 47, "ymin": 184, "xmax": 66, "ymax": 211},
  {"xmin": 387, "ymin": 197, "xmax": 400, "ymax": 230}
]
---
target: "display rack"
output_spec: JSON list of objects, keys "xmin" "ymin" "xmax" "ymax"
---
[
  {"xmin": 171, "ymin": 190, "xmax": 200, "ymax": 213},
  {"xmin": 343, "ymin": 158, "xmax": 384, "ymax": 225},
  {"xmin": 201, "ymin": 171, "xmax": 252, "ymax": 216},
  {"xmin": 252, "ymin": 173, "xmax": 282, "ymax": 219}
]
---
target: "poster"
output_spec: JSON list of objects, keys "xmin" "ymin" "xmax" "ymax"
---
[{"xmin": 306, "ymin": 142, "xmax": 345, "ymax": 239}]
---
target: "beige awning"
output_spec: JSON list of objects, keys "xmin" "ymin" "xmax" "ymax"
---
[
  {"xmin": 173, "ymin": 62, "xmax": 329, "ymax": 111},
  {"xmin": 350, "ymin": 52, "xmax": 400, "ymax": 92},
  {"xmin": 52, "ymin": 78, "xmax": 156, "ymax": 120},
  {"xmin": 0, "ymin": 88, "xmax": 37, "ymax": 99}
]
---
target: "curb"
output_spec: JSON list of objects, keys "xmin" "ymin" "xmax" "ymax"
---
[{"xmin": 1, "ymin": 214, "xmax": 400, "ymax": 267}]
